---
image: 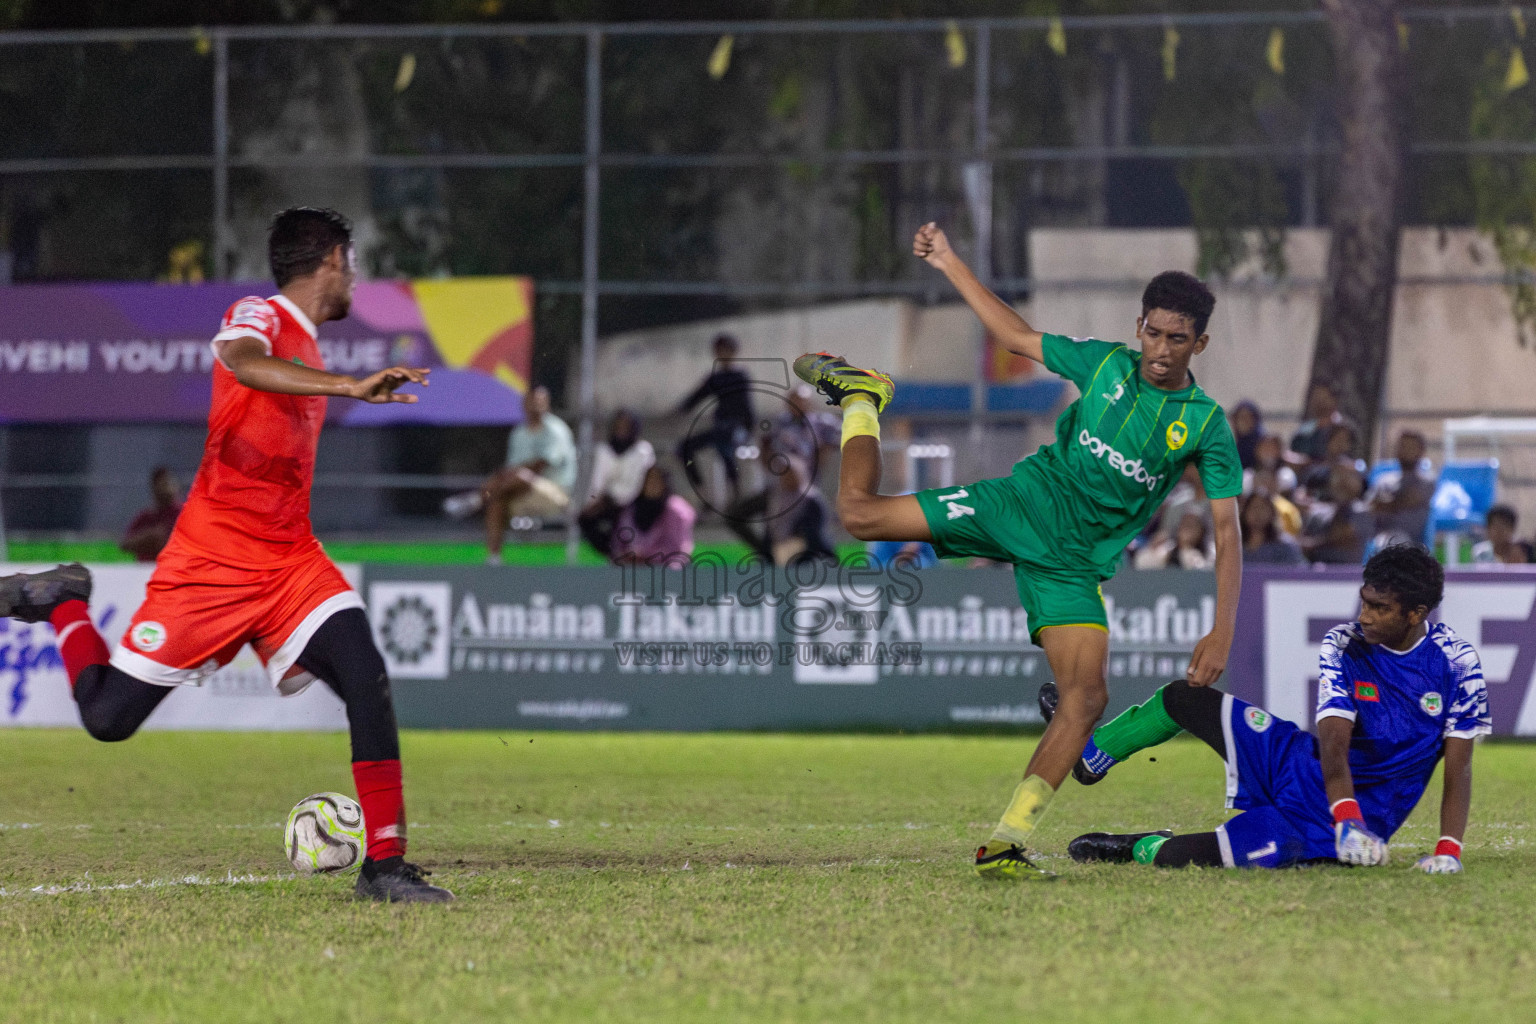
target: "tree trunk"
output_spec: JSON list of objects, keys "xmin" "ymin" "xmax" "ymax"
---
[
  {"xmin": 1311, "ymin": 0, "xmax": 1409, "ymax": 453},
  {"xmin": 227, "ymin": 41, "xmax": 379, "ymax": 280}
]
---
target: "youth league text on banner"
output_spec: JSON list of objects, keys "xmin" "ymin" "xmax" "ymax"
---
[
  {"xmin": 0, "ymin": 278, "xmax": 533, "ymax": 425},
  {"xmin": 364, "ymin": 564, "xmax": 1217, "ymax": 732},
  {"xmin": 1225, "ymin": 566, "xmax": 1536, "ymax": 737},
  {"xmin": 0, "ymin": 563, "xmax": 355, "ymax": 731}
]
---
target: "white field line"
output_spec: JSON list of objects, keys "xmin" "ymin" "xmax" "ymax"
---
[{"xmin": 0, "ymin": 871, "xmax": 297, "ymax": 898}]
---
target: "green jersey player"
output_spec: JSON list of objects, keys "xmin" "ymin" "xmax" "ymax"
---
[{"xmin": 794, "ymin": 222, "xmax": 1244, "ymax": 879}]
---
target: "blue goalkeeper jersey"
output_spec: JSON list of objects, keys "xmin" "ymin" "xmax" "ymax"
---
[{"xmin": 1315, "ymin": 621, "xmax": 1491, "ymax": 835}]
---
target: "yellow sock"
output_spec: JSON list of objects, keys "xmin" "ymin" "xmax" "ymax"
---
[
  {"xmin": 840, "ymin": 395, "xmax": 880, "ymax": 447},
  {"xmin": 990, "ymin": 774, "xmax": 1056, "ymax": 847}
]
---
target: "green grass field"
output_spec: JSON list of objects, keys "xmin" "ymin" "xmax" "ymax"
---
[{"xmin": 3, "ymin": 730, "xmax": 1533, "ymax": 1023}]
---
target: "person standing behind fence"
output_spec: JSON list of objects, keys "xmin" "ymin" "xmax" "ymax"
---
[
  {"xmin": 462, "ymin": 385, "xmax": 576, "ymax": 566},
  {"xmin": 677, "ymin": 334, "xmax": 754, "ymax": 504},
  {"xmin": 120, "ymin": 467, "xmax": 183, "ymax": 563}
]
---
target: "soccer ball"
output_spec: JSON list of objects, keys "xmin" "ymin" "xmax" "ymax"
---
[{"xmin": 285, "ymin": 792, "xmax": 366, "ymax": 875}]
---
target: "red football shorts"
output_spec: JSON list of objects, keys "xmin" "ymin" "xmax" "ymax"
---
[{"xmin": 109, "ymin": 544, "xmax": 364, "ymax": 695}]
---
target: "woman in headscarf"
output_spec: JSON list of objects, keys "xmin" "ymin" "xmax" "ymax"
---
[
  {"xmin": 611, "ymin": 466, "xmax": 697, "ymax": 565},
  {"xmin": 1229, "ymin": 400, "xmax": 1263, "ymax": 470},
  {"xmin": 578, "ymin": 408, "xmax": 654, "ymax": 555}
]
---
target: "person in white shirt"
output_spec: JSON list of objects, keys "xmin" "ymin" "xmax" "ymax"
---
[
  {"xmin": 1472, "ymin": 504, "xmax": 1533, "ymax": 566},
  {"xmin": 1133, "ymin": 511, "xmax": 1213, "ymax": 570},
  {"xmin": 578, "ymin": 409, "xmax": 655, "ymax": 555},
  {"xmin": 443, "ymin": 386, "xmax": 577, "ymax": 565}
]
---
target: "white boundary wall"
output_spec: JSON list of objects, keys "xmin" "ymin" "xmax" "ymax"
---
[{"xmin": 589, "ymin": 227, "xmax": 1536, "ymax": 422}]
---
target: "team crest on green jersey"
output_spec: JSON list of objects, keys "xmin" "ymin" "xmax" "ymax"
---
[{"xmin": 1166, "ymin": 420, "xmax": 1188, "ymax": 451}]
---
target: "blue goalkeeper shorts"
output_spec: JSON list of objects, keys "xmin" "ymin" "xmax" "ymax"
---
[{"xmin": 1214, "ymin": 693, "xmax": 1338, "ymax": 868}]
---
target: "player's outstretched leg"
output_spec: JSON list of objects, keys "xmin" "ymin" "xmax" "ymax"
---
[
  {"xmin": 794, "ymin": 352, "xmax": 932, "ymax": 542},
  {"xmin": 296, "ymin": 608, "xmax": 453, "ymax": 904},
  {"xmin": 1067, "ymin": 830, "xmax": 1172, "ymax": 863},
  {"xmin": 3, "ymin": 565, "xmax": 175, "ymax": 742},
  {"xmin": 1039, "ymin": 677, "xmax": 1225, "ymax": 784},
  {"xmin": 0, "ymin": 563, "xmax": 92, "ymax": 622},
  {"xmin": 1068, "ymin": 831, "xmax": 1221, "ymax": 868}
]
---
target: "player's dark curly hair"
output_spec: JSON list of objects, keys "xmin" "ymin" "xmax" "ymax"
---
[
  {"xmin": 1362, "ymin": 543, "xmax": 1444, "ymax": 613},
  {"xmin": 269, "ymin": 207, "xmax": 352, "ymax": 287},
  {"xmin": 1142, "ymin": 270, "xmax": 1216, "ymax": 336}
]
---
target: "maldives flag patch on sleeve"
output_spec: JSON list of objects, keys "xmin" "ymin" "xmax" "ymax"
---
[{"xmin": 1354, "ymin": 681, "xmax": 1381, "ymax": 702}]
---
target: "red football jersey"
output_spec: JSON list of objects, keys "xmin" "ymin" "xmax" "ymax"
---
[{"xmin": 166, "ymin": 294, "xmax": 328, "ymax": 568}]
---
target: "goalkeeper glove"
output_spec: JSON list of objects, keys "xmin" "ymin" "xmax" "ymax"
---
[
  {"xmin": 1332, "ymin": 799, "xmax": 1388, "ymax": 866},
  {"xmin": 1416, "ymin": 837, "xmax": 1464, "ymax": 874}
]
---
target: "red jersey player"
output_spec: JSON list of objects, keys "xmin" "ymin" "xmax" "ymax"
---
[{"xmin": 0, "ymin": 208, "xmax": 451, "ymax": 903}]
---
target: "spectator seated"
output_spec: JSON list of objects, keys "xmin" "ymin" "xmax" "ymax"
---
[
  {"xmin": 611, "ymin": 467, "xmax": 696, "ymax": 565},
  {"xmin": 1471, "ymin": 503, "xmax": 1534, "ymax": 566},
  {"xmin": 578, "ymin": 408, "xmax": 656, "ymax": 556}
]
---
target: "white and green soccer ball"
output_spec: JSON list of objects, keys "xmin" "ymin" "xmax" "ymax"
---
[{"xmin": 285, "ymin": 792, "xmax": 366, "ymax": 875}]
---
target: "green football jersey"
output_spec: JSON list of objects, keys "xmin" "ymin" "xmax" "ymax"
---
[{"xmin": 1013, "ymin": 333, "xmax": 1242, "ymax": 576}]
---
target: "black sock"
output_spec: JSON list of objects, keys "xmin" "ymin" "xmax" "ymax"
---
[{"xmin": 1151, "ymin": 832, "xmax": 1224, "ymax": 868}]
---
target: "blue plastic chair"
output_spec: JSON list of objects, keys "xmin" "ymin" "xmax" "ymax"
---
[
  {"xmin": 1424, "ymin": 459, "xmax": 1500, "ymax": 550},
  {"xmin": 867, "ymin": 539, "xmax": 938, "ymax": 569}
]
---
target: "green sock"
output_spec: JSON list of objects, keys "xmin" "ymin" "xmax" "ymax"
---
[
  {"xmin": 1133, "ymin": 834, "xmax": 1170, "ymax": 865},
  {"xmin": 1091, "ymin": 687, "xmax": 1183, "ymax": 761}
]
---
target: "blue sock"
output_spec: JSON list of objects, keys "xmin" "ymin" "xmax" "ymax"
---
[{"xmin": 1080, "ymin": 738, "xmax": 1118, "ymax": 775}]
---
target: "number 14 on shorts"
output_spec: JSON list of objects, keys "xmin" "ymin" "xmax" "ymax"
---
[{"xmin": 936, "ymin": 488, "xmax": 975, "ymax": 521}]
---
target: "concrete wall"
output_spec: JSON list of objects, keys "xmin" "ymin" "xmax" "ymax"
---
[
  {"xmin": 1026, "ymin": 228, "xmax": 1326, "ymax": 416},
  {"xmin": 588, "ymin": 227, "xmax": 1536, "ymax": 424},
  {"xmin": 589, "ymin": 300, "xmax": 909, "ymax": 414},
  {"xmin": 1029, "ymin": 227, "xmax": 1536, "ymax": 418}
]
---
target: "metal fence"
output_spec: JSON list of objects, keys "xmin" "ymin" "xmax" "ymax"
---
[{"xmin": 5, "ymin": 8, "xmax": 1536, "ymax": 552}]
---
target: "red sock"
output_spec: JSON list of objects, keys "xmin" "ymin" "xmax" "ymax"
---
[
  {"xmin": 49, "ymin": 600, "xmax": 108, "ymax": 685},
  {"xmin": 352, "ymin": 759, "xmax": 406, "ymax": 861}
]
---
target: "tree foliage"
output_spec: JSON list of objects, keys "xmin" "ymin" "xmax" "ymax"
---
[
  {"xmin": 2, "ymin": 0, "xmax": 1532, "ymax": 394},
  {"xmin": 1468, "ymin": 51, "xmax": 1536, "ymax": 346}
]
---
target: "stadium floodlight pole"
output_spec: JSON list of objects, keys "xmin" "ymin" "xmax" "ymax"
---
[
  {"xmin": 967, "ymin": 22, "xmax": 993, "ymax": 442},
  {"xmin": 212, "ymin": 30, "xmax": 230, "ymax": 280},
  {"xmin": 569, "ymin": 28, "xmax": 603, "ymax": 566}
]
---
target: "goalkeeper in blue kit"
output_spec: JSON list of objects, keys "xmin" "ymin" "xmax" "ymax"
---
[{"xmin": 1045, "ymin": 545, "xmax": 1487, "ymax": 872}]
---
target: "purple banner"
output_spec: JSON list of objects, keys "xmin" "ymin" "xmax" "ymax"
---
[
  {"xmin": 1229, "ymin": 566, "xmax": 1536, "ymax": 737},
  {"xmin": 0, "ymin": 278, "xmax": 534, "ymax": 425}
]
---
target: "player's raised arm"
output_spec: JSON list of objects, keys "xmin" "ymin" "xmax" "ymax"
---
[
  {"xmin": 219, "ymin": 336, "xmax": 430, "ymax": 403},
  {"xmin": 913, "ymin": 222, "xmax": 1044, "ymax": 364},
  {"xmin": 1418, "ymin": 737, "xmax": 1472, "ymax": 874}
]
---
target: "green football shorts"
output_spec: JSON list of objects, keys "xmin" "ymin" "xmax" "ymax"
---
[{"xmin": 913, "ymin": 475, "xmax": 1108, "ymax": 645}]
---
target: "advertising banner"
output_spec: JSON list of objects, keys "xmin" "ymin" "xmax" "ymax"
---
[
  {"xmin": 0, "ymin": 277, "xmax": 532, "ymax": 425},
  {"xmin": 0, "ymin": 563, "xmax": 354, "ymax": 731},
  {"xmin": 13, "ymin": 562, "xmax": 1525, "ymax": 735},
  {"xmin": 364, "ymin": 563, "xmax": 1216, "ymax": 732},
  {"xmin": 1227, "ymin": 566, "xmax": 1536, "ymax": 737}
]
